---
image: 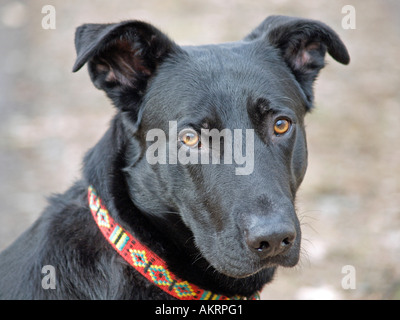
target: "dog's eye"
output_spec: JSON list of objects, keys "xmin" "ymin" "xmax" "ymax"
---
[
  {"xmin": 179, "ymin": 129, "xmax": 200, "ymax": 148},
  {"xmin": 274, "ymin": 118, "xmax": 291, "ymax": 135}
]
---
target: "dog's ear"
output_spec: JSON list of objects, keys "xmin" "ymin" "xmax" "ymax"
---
[
  {"xmin": 72, "ymin": 21, "xmax": 179, "ymax": 110},
  {"xmin": 245, "ymin": 15, "xmax": 350, "ymax": 108}
]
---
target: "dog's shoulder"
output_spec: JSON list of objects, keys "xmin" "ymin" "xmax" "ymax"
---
[
  {"xmin": 1, "ymin": 182, "xmax": 105, "ymax": 298},
  {"xmin": 0, "ymin": 180, "xmax": 171, "ymax": 299}
]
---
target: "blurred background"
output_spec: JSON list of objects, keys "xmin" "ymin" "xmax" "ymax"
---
[{"xmin": 0, "ymin": 0, "xmax": 399, "ymax": 299}]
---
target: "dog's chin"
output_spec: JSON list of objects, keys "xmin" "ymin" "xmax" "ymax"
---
[
  {"xmin": 215, "ymin": 264, "xmax": 268, "ymax": 279},
  {"xmin": 216, "ymin": 260, "xmax": 298, "ymax": 279},
  {"xmin": 203, "ymin": 249, "xmax": 300, "ymax": 279}
]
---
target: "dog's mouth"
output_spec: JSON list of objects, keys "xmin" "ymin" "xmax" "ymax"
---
[
  {"xmin": 210, "ymin": 250, "xmax": 300, "ymax": 279},
  {"xmin": 175, "ymin": 199, "xmax": 301, "ymax": 278},
  {"xmin": 193, "ymin": 230, "xmax": 301, "ymax": 279}
]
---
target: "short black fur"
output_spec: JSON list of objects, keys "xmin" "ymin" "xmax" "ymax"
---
[{"xmin": 0, "ymin": 16, "xmax": 349, "ymax": 299}]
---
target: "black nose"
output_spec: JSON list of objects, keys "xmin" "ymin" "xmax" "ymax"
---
[{"xmin": 245, "ymin": 224, "xmax": 296, "ymax": 259}]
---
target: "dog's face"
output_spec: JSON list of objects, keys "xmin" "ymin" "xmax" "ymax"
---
[
  {"xmin": 129, "ymin": 47, "xmax": 309, "ymax": 277},
  {"xmin": 73, "ymin": 17, "xmax": 349, "ymax": 278}
]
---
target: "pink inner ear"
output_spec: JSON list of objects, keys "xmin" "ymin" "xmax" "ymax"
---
[
  {"xmin": 101, "ymin": 38, "xmax": 153, "ymax": 87},
  {"xmin": 95, "ymin": 62, "xmax": 118, "ymax": 83},
  {"xmin": 293, "ymin": 42, "xmax": 321, "ymax": 70}
]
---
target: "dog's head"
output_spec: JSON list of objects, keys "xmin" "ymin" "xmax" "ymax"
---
[{"xmin": 73, "ymin": 16, "xmax": 349, "ymax": 278}]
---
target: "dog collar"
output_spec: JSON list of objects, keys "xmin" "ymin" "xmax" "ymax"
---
[{"xmin": 88, "ymin": 185, "xmax": 260, "ymax": 300}]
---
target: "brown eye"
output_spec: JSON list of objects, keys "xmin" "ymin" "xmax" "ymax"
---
[
  {"xmin": 274, "ymin": 118, "xmax": 291, "ymax": 135},
  {"xmin": 179, "ymin": 129, "xmax": 200, "ymax": 148}
]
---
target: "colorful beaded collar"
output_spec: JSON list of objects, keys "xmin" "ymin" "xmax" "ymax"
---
[{"xmin": 88, "ymin": 185, "xmax": 260, "ymax": 300}]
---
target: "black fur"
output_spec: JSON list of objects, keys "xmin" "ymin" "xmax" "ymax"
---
[{"xmin": 0, "ymin": 16, "xmax": 349, "ymax": 299}]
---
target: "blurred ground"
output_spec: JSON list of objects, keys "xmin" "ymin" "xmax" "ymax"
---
[{"xmin": 0, "ymin": 0, "xmax": 399, "ymax": 300}]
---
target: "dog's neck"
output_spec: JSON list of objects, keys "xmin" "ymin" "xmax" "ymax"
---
[
  {"xmin": 83, "ymin": 115, "xmax": 274, "ymax": 297},
  {"xmin": 88, "ymin": 185, "xmax": 260, "ymax": 300}
]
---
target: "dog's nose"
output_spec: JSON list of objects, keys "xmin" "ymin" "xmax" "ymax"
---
[{"xmin": 245, "ymin": 224, "xmax": 296, "ymax": 258}]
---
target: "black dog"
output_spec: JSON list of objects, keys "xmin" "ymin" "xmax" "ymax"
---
[{"xmin": 0, "ymin": 15, "xmax": 349, "ymax": 299}]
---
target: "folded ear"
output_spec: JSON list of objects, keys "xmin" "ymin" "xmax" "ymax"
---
[
  {"xmin": 72, "ymin": 21, "xmax": 179, "ymax": 110},
  {"xmin": 245, "ymin": 15, "xmax": 350, "ymax": 108}
]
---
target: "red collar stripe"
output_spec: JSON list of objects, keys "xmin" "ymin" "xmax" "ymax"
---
[{"xmin": 88, "ymin": 185, "xmax": 260, "ymax": 300}]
